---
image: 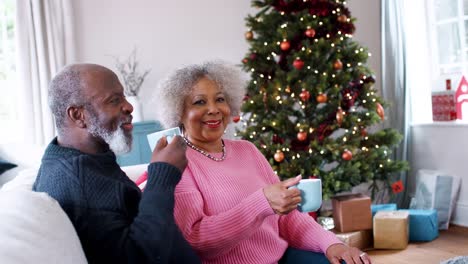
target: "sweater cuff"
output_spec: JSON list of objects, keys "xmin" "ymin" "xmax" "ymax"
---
[
  {"xmin": 146, "ymin": 162, "xmax": 182, "ymax": 191},
  {"xmin": 253, "ymin": 188, "xmax": 276, "ymax": 218}
]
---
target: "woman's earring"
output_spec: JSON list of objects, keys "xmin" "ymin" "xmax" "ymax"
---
[{"xmin": 179, "ymin": 124, "xmax": 185, "ymax": 135}]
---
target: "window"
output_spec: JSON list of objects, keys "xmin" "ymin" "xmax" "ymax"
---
[
  {"xmin": 407, "ymin": 0, "xmax": 468, "ymax": 123},
  {"xmin": 0, "ymin": 0, "xmax": 18, "ymax": 142},
  {"xmin": 429, "ymin": 0, "xmax": 468, "ymax": 87}
]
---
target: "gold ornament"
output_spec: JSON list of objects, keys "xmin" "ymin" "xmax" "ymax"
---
[
  {"xmin": 297, "ymin": 131, "xmax": 307, "ymax": 141},
  {"xmin": 336, "ymin": 107, "xmax": 344, "ymax": 126},
  {"xmin": 337, "ymin": 15, "xmax": 348, "ymax": 23},
  {"xmin": 342, "ymin": 149, "xmax": 353, "ymax": 161},
  {"xmin": 274, "ymin": 150, "xmax": 285, "ymax": 162},
  {"xmin": 333, "ymin": 59, "xmax": 343, "ymax": 70},
  {"xmin": 316, "ymin": 93, "xmax": 328, "ymax": 103},
  {"xmin": 376, "ymin": 102, "xmax": 385, "ymax": 120},
  {"xmin": 245, "ymin": 31, "xmax": 254, "ymax": 40}
]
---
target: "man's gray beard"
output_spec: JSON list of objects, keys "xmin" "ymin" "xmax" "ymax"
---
[{"xmin": 87, "ymin": 115, "xmax": 132, "ymax": 155}]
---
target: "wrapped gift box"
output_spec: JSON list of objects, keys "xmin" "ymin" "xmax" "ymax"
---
[
  {"xmin": 373, "ymin": 211, "xmax": 409, "ymax": 249},
  {"xmin": 332, "ymin": 193, "xmax": 372, "ymax": 232},
  {"xmin": 371, "ymin": 203, "xmax": 397, "ymax": 217},
  {"xmin": 332, "ymin": 229, "xmax": 373, "ymax": 250},
  {"xmin": 431, "ymin": 90, "xmax": 457, "ymax": 121},
  {"xmin": 399, "ymin": 209, "xmax": 439, "ymax": 242}
]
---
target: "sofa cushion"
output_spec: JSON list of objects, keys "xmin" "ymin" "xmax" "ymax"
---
[{"xmin": 0, "ymin": 190, "xmax": 87, "ymax": 264}]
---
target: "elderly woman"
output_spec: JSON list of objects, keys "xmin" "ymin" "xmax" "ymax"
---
[{"xmin": 143, "ymin": 61, "xmax": 371, "ymax": 264}]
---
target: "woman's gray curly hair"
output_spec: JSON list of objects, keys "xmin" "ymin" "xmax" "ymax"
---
[{"xmin": 152, "ymin": 60, "xmax": 247, "ymax": 129}]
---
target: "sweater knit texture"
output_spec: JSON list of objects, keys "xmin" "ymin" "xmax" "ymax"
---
[
  {"xmin": 174, "ymin": 139, "xmax": 342, "ymax": 264},
  {"xmin": 33, "ymin": 138, "xmax": 200, "ymax": 264}
]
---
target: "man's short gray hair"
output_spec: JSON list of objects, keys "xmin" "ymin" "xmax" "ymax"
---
[
  {"xmin": 152, "ymin": 61, "xmax": 247, "ymax": 129},
  {"xmin": 48, "ymin": 65, "xmax": 86, "ymax": 133}
]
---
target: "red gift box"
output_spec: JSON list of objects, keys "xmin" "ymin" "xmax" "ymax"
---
[{"xmin": 432, "ymin": 90, "xmax": 456, "ymax": 121}]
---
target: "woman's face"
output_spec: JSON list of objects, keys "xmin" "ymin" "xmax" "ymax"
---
[{"xmin": 181, "ymin": 76, "xmax": 231, "ymax": 147}]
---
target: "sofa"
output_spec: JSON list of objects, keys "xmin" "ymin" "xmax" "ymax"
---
[{"xmin": 0, "ymin": 142, "xmax": 147, "ymax": 263}]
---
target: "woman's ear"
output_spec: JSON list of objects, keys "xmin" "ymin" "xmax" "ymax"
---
[{"xmin": 67, "ymin": 106, "xmax": 86, "ymax": 128}]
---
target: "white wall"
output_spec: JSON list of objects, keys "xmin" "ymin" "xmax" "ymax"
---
[
  {"xmin": 410, "ymin": 124, "xmax": 468, "ymax": 227},
  {"xmin": 72, "ymin": 0, "xmax": 381, "ymax": 121},
  {"xmin": 73, "ymin": 0, "xmax": 253, "ymax": 120},
  {"xmin": 347, "ymin": 0, "xmax": 382, "ymax": 94}
]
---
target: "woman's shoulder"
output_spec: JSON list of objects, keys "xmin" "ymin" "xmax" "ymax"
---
[{"xmin": 223, "ymin": 139, "xmax": 260, "ymax": 153}]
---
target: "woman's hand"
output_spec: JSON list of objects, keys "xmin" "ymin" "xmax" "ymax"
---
[
  {"xmin": 150, "ymin": 135, "xmax": 188, "ymax": 173},
  {"xmin": 326, "ymin": 243, "xmax": 372, "ymax": 264},
  {"xmin": 263, "ymin": 175, "xmax": 302, "ymax": 215}
]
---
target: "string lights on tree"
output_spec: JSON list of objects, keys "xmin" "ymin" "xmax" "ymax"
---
[{"xmin": 237, "ymin": 0, "xmax": 408, "ymax": 199}]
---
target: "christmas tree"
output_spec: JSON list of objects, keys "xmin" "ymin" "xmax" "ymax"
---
[{"xmin": 236, "ymin": 0, "xmax": 409, "ymax": 200}]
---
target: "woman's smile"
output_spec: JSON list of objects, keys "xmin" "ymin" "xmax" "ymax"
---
[{"xmin": 203, "ymin": 119, "xmax": 223, "ymax": 129}]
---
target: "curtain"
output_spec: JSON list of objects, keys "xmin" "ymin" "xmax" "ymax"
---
[
  {"xmin": 15, "ymin": 0, "xmax": 75, "ymax": 145},
  {"xmin": 381, "ymin": 0, "xmax": 411, "ymax": 207}
]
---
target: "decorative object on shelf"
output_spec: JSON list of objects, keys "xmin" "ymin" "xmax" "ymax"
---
[
  {"xmin": 455, "ymin": 75, "xmax": 468, "ymax": 120},
  {"xmin": 113, "ymin": 48, "xmax": 151, "ymax": 122}
]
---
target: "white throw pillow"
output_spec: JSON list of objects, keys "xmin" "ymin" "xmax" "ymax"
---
[
  {"xmin": 1, "ymin": 167, "xmax": 38, "ymax": 191},
  {"xmin": 0, "ymin": 190, "xmax": 87, "ymax": 264}
]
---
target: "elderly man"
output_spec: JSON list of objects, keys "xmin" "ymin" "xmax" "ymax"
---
[{"xmin": 33, "ymin": 64, "xmax": 200, "ymax": 264}]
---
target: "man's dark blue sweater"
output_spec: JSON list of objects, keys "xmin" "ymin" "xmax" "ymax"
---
[{"xmin": 33, "ymin": 138, "xmax": 200, "ymax": 264}]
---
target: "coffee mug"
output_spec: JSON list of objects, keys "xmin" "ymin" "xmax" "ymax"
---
[{"xmin": 289, "ymin": 179, "xmax": 322, "ymax": 213}]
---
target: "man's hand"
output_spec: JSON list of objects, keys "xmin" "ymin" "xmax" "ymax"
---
[
  {"xmin": 263, "ymin": 175, "xmax": 302, "ymax": 215},
  {"xmin": 150, "ymin": 135, "xmax": 187, "ymax": 173}
]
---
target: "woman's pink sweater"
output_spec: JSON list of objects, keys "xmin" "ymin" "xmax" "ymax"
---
[{"xmin": 173, "ymin": 139, "xmax": 342, "ymax": 264}]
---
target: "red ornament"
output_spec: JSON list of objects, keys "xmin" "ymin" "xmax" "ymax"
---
[
  {"xmin": 316, "ymin": 93, "xmax": 328, "ymax": 103},
  {"xmin": 337, "ymin": 14, "xmax": 348, "ymax": 23},
  {"xmin": 293, "ymin": 59, "xmax": 304, "ymax": 70},
  {"xmin": 297, "ymin": 131, "xmax": 307, "ymax": 141},
  {"xmin": 376, "ymin": 102, "xmax": 385, "ymax": 120},
  {"xmin": 361, "ymin": 128, "xmax": 368, "ymax": 137},
  {"xmin": 232, "ymin": 115, "xmax": 240, "ymax": 123},
  {"xmin": 242, "ymin": 58, "xmax": 248, "ymax": 64},
  {"xmin": 299, "ymin": 90, "xmax": 310, "ymax": 102},
  {"xmin": 243, "ymin": 95, "xmax": 250, "ymax": 101},
  {"xmin": 305, "ymin": 28, "xmax": 316, "ymax": 38},
  {"xmin": 249, "ymin": 53, "xmax": 257, "ymax": 60},
  {"xmin": 272, "ymin": 134, "xmax": 284, "ymax": 144},
  {"xmin": 336, "ymin": 107, "xmax": 344, "ymax": 126},
  {"xmin": 333, "ymin": 59, "xmax": 343, "ymax": 70},
  {"xmin": 274, "ymin": 150, "xmax": 285, "ymax": 162},
  {"xmin": 245, "ymin": 31, "xmax": 254, "ymax": 40},
  {"xmin": 392, "ymin": 180, "xmax": 404, "ymax": 194},
  {"xmin": 280, "ymin": 41, "xmax": 290, "ymax": 51},
  {"xmin": 342, "ymin": 149, "xmax": 352, "ymax": 161}
]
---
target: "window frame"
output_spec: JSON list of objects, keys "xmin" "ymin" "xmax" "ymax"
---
[{"xmin": 428, "ymin": 0, "xmax": 468, "ymax": 91}]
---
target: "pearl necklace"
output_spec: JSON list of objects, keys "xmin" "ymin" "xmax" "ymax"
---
[{"xmin": 183, "ymin": 137, "xmax": 226, "ymax": 162}]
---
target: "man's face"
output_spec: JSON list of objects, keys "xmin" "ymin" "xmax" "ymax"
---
[{"xmin": 83, "ymin": 68, "xmax": 134, "ymax": 154}]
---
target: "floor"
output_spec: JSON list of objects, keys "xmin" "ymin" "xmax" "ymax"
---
[{"xmin": 366, "ymin": 225, "xmax": 468, "ymax": 264}]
